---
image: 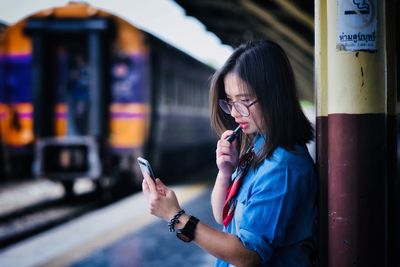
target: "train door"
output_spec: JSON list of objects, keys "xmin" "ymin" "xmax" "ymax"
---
[
  {"xmin": 46, "ymin": 35, "xmax": 90, "ymax": 137},
  {"xmin": 24, "ymin": 17, "xmax": 114, "ymax": 193}
]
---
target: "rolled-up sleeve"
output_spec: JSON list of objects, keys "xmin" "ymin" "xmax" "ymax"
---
[{"xmin": 237, "ymin": 163, "xmax": 304, "ymax": 264}]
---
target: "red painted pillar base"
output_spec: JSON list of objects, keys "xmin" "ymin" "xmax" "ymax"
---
[{"xmin": 317, "ymin": 113, "xmax": 395, "ymax": 266}]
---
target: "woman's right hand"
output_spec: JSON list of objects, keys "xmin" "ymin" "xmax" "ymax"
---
[{"xmin": 216, "ymin": 130, "xmax": 239, "ymax": 178}]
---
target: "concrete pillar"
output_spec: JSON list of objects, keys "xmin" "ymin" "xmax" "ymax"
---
[{"xmin": 315, "ymin": 0, "xmax": 397, "ymax": 266}]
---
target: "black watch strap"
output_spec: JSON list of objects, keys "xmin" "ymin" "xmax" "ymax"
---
[{"xmin": 176, "ymin": 215, "xmax": 199, "ymax": 242}]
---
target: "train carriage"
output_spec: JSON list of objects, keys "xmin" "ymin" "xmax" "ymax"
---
[
  {"xmin": 0, "ymin": 21, "xmax": 7, "ymax": 178},
  {"xmin": 0, "ymin": 2, "xmax": 215, "ymax": 194}
]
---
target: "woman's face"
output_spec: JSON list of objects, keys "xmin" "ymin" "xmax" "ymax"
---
[{"xmin": 223, "ymin": 73, "xmax": 264, "ymax": 137}]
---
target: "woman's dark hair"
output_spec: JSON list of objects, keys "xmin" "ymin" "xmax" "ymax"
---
[{"xmin": 209, "ymin": 40, "xmax": 313, "ymax": 167}]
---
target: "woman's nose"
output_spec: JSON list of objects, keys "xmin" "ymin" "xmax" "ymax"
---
[{"xmin": 230, "ymin": 106, "xmax": 242, "ymax": 118}]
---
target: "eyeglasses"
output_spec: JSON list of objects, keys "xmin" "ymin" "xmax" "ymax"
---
[{"xmin": 218, "ymin": 99, "xmax": 258, "ymax": 117}]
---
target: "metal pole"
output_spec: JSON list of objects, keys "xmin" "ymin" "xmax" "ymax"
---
[
  {"xmin": 315, "ymin": 0, "xmax": 396, "ymax": 266},
  {"xmin": 314, "ymin": 0, "xmax": 328, "ymax": 265}
]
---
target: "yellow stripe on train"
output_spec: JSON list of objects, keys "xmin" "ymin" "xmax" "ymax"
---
[
  {"xmin": 109, "ymin": 103, "xmax": 150, "ymax": 148},
  {"xmin": 0, "ymin": 103, "xmax": 34, "ymax": 146},
  {"xmin": 52, "ymin": 103, "xmax": 150, "ymax": 148},
  {"xmin": 55, "ymin": 103, "xmax": 68, "ymax": 136}
]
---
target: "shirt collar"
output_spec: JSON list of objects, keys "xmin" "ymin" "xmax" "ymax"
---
[{"xmin": 253, "ymin": 134, "xmax": 266, "ymax": 154}]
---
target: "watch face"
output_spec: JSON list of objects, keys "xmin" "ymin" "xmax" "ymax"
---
[
  {"xmin": 177, "ymin": 231, "xmax": 191, "ymax": 242},
  {"xmin": 176, "ymin": 216, "xmax": 199, "ymax": 243}
]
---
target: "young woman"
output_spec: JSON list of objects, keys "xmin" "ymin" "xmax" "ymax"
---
[{"xmin": 142, "ymin": 40, "xmax": 317, "ymax": 266}]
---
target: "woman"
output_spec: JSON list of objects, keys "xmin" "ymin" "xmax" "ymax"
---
[{"xmin": 142, "ymin": 40, "xmax": 317, "ymax": 266}]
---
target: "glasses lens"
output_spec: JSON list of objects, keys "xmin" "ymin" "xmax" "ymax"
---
[
  {"xmin": 233, "ymin": 102, "xmax": 250, "ymax": 116},
  {"xmin": 218, "ymin": 100, "xmax": 231, "ymax": 114}
]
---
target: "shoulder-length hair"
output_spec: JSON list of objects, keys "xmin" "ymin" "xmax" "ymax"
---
[{"xmin": 209, "ymin": 40, "xmax": 313, "ymax": 167}]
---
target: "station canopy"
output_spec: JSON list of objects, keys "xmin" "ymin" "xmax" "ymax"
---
[{"xmin": 174, "ymin": 0, "xmax": 315, "ymax": 102}]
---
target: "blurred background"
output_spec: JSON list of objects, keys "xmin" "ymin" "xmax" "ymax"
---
[
  {"xmin": 0, "ymin": 1, "xmax": 397, "ymax": 267},
  {"xmin": 0, "ymin": 2, "xmax": 232, "ymax": 266},
  {"xmin": 0, "ymin": 0, "xmax": 233, "ymax": 68},
  {"xmin": 0, "ymin": 0, "xmax": 315, "ymax": 197},
  {"xmin": 0, "ymin": 1, "xmax": 316, "ymax": 266}
]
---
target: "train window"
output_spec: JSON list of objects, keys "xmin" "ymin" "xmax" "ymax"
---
[{"xmin": 158, "ymin": 58, "xmax": 212, "ymax": 115}]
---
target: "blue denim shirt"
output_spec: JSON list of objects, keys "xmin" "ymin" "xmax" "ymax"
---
[{"xmin": 215, "ymin": 135, "xmax": 317, "ymax": 267}]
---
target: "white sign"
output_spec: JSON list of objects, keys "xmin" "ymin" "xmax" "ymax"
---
[{"xmin": 337, "ymin": 0, "xmax": 377, "ymax": 52}]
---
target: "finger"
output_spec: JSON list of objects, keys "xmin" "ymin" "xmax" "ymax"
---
[
  {"xmin": 217, "ymin": 155, "xmax": 234, "ymax": 165},
  {"xmin": 155, "ymin": 178, "xmax": 165, "ymax": 186},
  {"xmin": 155, "ymin": 178, "xmax": 167, "ymax": 196},
  {"xmin": 216, "ymin": 140, "xmax": 221, "ymax": 151},
  {"xmin": 221, "ymin": 130, "xmax": 234, "ymax": 140},
  {"xmin": 142, "ymin": 179, "xmax": 150, "ymax": 194},
  {"xmin": 220, "ymin": 138, "xmax": 235, "ymax": 148},
  {"xmin": 215, "ymin": 146, "xmax": 222, "ymax": 156},
  {"xmin": 216, "ymin": 140, "xmax": 223, "ymax": 154},
  {"xmin": 217, "ymin": 146, "xmax": 232, "ymax": 156},
  {"xmin": 143, "ymin": 172, "xmax": 157, "ymax": 194}
]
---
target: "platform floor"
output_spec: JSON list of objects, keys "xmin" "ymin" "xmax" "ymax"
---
[{"xmin": 0, "ymin": 179, "xmax": 221, "ymax": 267}]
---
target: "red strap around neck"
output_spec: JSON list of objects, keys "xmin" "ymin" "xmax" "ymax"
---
[{"xmin": 222, "ymin": 147, "xmax": 254, "ymax": 227}]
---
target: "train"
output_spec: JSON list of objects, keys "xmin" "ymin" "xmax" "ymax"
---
[
  {"xmin": 0, "ymin": 21, "xmax": 6, "ymax": 178},
  {"xmin": 0, "ymin": 2, "xmax": 216, "ymax": 195}
]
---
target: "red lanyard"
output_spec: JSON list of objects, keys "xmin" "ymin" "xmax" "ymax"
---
[{"xmin": 222, "ymin": 146, "xmax": 254, "ymax": 227}]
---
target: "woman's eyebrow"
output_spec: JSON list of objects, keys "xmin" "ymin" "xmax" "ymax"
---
[
  {"xmin": 225, "ymin": 93, "xmax": 251, "ymax": 98},
  {"xmin": 237, "ymin": 94, "xmax": 251, "ymax": 97}
]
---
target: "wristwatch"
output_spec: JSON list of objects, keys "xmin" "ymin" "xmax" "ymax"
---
[{"xmin": 176, "ymin": 215, "xmax": 199, "ymax": 242}]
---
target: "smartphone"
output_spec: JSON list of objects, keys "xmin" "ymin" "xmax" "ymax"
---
[{"xmin": 137, "ymin": 157, "xmax": 156, "ymax": 180}]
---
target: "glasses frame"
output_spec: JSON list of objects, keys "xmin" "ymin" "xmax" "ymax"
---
[{"xmin": 218, "ymin": 99, "xmax": 258, "ymax": 117}]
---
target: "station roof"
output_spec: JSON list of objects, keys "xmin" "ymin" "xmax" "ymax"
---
[{"xmin": 174, "ymin": 0, "xmax": 315, "ymax": 101}]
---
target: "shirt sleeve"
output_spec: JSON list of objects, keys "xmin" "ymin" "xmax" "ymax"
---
[{"xmin": 237, "ymin": 163, "xmax": 305, "ymax": 264}]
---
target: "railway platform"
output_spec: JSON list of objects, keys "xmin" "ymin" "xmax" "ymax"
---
[
  {"xmin": 0, "ymin": 178, "xmax": 97, "ymax": 217},
  {"xmin": 0, "ymin": 169, "xmax": 219, "ymax": 267},
  {"xmin": 0, "ymin": 179, "xmax": 63, "ymax": 216}
]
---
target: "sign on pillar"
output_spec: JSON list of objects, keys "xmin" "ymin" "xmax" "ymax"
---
[{"xmin": 336, "ymin": 0, "xmax": 377, "ymax": 52}]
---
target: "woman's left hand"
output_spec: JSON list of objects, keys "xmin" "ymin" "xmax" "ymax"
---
[{"xmin": 142, "ymin": 174, "xmax": 182, "ymax": 221}]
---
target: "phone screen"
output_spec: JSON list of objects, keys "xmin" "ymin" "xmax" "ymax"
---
[{"xmin": 137, "ymin": 157, "xmax": 156, "ymax": 180}]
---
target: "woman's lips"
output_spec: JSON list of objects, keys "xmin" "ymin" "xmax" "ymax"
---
[{"xmin": 238, "ymin": 123, "xmax": 249, "ymax": 129}]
